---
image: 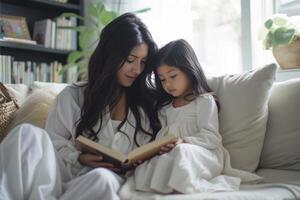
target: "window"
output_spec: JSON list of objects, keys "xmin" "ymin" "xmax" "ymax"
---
[
  {"xmin": 106, "ymin": 0, "xmax": 299, "ymax": 76},
  {"xmin": 275, "ymin": 0, "xmax": 300, "ymax": 16},
  {"xmin": 116, "ymin": 0, "xmax": 242, "ymax": 76}
]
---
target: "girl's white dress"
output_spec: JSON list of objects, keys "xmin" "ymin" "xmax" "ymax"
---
[
  {"xmin": 0, "ymin": 84, "xmax": 153, "ymax": 200},
  {"xmin": 134, "ymin": 94, "xmax": 262, "ymax": 194}
]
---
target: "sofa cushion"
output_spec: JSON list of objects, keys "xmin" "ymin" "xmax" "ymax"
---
[
  {"xmin": 256, "ymin": 168, "xmax": 300, "ymax": 183},
  {"xmin": 4, "ymin": 84, "xmax": 29, "ymax": 106},
  {"xmin": 31, "ymin": 81, "xmax": 68, "ymax": 95},
  {"xmin": 6, "ymin": 89, "xmax": 56, "ymax": 133},
  {"xmin": 259, "ymin": 78, "xmax": 300, "ymax": 171},
  {"xmin": 208, "ymin": 63, "xmax": 277, "ymax": 172}
]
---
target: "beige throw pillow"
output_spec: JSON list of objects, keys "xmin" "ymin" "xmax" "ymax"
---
[
  {"xmin": 6, "ymin": 90, "xmax": 56, "ymax": 132},
  {"xmin": 208, "ymin": 63, "xmax": 277, "ymax": 172},
  {"xmin": 259, "ymin": 78, "xmax": 300, "ymax": 170}
]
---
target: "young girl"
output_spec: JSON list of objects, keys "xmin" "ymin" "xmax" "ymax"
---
[
  {"xmin": 134, "ymin": 39, "xmax": 262, "ymax": 194},
  {"xmin": 0, "ymin": 13, "xmax": 164, "ymax": 200}
]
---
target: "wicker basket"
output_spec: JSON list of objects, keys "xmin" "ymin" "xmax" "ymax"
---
[
  {"xmin": 272, "ymin": 38, "xmax": 300, "ymax": 69},
  {"xmin": 0, "ymin": 82, "xmax": 19, "ymax": 142}
]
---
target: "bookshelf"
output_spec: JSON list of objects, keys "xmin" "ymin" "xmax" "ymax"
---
[{"xmin": 0, "ymin": 0, "xmax": 83, "ymax": 84}]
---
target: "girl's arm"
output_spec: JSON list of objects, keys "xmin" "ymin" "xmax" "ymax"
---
[{"xmin": 182, "ymin": 95, "xmax": 222, "ymax": 149}]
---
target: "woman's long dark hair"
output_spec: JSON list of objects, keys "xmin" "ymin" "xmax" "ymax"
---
[
  {"xmin": 75, "ymin": 13, "xmax": 160, "ymax": 146},
  {"xmin": 151, "ymin": 39, "xmax": 220, "ymax": 110}
]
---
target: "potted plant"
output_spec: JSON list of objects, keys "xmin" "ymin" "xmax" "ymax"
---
[
  {"xmin": 259, "ymin": 14, "xmax": 300, "ymax": 69},
  {"xmin": 60, "ymin": 2, "xmax": 150, "ymax": 80}
]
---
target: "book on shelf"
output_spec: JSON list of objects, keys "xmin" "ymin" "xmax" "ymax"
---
[
  {"xmin": 75, "ymin": 134, "xmax": 177, "ymax": 170},
  {"xmin": 0, "ymin": 55, "xmax": 65, "ymax": 84},
  {"xmin": 33, "ymin": 19, "xmax": 53, "ymax": 48}
]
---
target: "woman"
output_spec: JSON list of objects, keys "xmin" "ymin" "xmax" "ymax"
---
[{"xmin": 0, "ymin": 13, "xmax": 162, "ymax": 200}]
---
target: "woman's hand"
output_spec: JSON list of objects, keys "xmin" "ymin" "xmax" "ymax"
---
[
  {"xmin": 125, "ymin": 160, "xmax": 144, "ymax": 171},
  {"xmin": 78, "ymin": 153, "xmax": 121, "ymax": 173},
  {"xmin": 158, "ymin": 138, "xmax": 185, "ymax": 155}
]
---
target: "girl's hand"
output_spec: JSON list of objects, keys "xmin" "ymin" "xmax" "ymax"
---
[
  {"xmin": 132, "ymin": 160, "xmax": 143, "ymax": 168},
  {"xmin": 78, "ymin": 153, "xmax": 121, "ymax": 173},
  {"xmin": 158, "ymin": 138, "xmax": 185, "ymax": 155}
]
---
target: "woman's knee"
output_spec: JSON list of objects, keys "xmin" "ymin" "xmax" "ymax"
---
[
  {"xmin": 2, "ymin": 123, "xmax": 50, "ymax": 150},
  {"xmin": 9, "ymin": 123, "xmax": 48, "ymax": 140}
]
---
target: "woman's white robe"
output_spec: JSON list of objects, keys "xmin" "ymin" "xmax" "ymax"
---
[{"xmin": 0, "ymin": 84, "xmax": 152, "ymax": 200}]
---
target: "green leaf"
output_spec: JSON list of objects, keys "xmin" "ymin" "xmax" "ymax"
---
[
  {"xmin": 67, "ymin": 51, "xmax": 83, "ymax": 64},
  {"xmin": 78, "ymin": 62, "xmax": 88, "ymax": 76},
  {"xmin": 60, "ymin": 12, "xmax": 84, "ymax": 21},
  {"xmin": 266, "ymin": 31, "xmax": 275, "ymax": 48},
  {"xmin": 88, "ymin": 3, "xmax": 104, "ymax": 18},
  {"xmin": 99, "ymin": 10, "xmax": 118, "ymax": 25},
  {"xmin": 264, "ymin": 19, "xmax": 273, "ymax": 29},
  {"xmin": 58, "ymin": 26, "xmax": 86, "ymax": 32},
  {"xmin": 132, "ymin": 8, "xmax": 151, "ymax": 14},
  {"xmin": 79, "ymin": 30, "xmax": 98, "ymax": 49},
  {"xmin": 60, "ymin": 63, "xmax": 77, "ymax": 75},
  {"xmin": 273, "ymin": 27, "xmax": 295, "ymax": 45}
]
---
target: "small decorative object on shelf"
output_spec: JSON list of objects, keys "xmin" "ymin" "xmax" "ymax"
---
[
  {"xmin": 259, "ymin": 14, "xmax": 300, "ymax": 69},
  {"xmin": 0, "ymin": 15, "xmax": 36, "ymax": 45}
]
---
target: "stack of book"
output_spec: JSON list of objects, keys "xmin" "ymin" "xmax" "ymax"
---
[
  {"xmin": 0, "ymin": 55, "xmax": 66, "ymax": 85},
  {"xmin": 33, "ymin": 16, "xmax": 77, "ymax": 50}
]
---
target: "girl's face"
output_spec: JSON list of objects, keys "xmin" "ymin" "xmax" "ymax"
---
[
  {"xmin": 117, "ymin": 43, "xmax": 148, "ymax": 87},
  {"xmin": 156, "ymin": 64, "xmax": 191, "ymax": 98}
]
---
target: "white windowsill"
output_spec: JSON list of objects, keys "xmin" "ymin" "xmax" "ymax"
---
[{"xmin": 276, "ymin": 67, "xmax": 300, "ymax": 82}]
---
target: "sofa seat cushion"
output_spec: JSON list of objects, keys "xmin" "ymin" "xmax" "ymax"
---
[
  {"xmin": 257, "ymin": 168, "xmax": 300, "ymax": 183},
  {"xmin": 119, "ymin": 175, "xmax": 300, "ymax": 200},
  {"xmin": 259, "ymin": 78, "xmax": 300, "ymax": 171},
  {"xmin": 208, "ymin": 64, "xmax": 277, "ymax": 172}
]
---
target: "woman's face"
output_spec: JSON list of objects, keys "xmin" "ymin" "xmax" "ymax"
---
[{"xmin": 117, "ymin": 43, "xmax": 149, "ymax": 87}]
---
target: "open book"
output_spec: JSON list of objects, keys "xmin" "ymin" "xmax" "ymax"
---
[{"xmin": 76, "ymin": 134, "xmax": 177, "ymax": 169}]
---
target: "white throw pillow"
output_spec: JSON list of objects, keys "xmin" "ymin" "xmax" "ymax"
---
[
  {"xmin": 259, "ymin": 78, "xmax": 300, "ymax": 170},
  {"xmin": 208, "ymin": 63, "xmax": 277, "ymax": 172},
  {"xmin": 31, "ymin": 81, "xmax": 69, "ymax": 95}
]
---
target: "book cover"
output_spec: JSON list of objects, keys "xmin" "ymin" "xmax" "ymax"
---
[
  {"xmin": 33, "ymin": 19, "xmax": 52, "ymax": 47},
  {"xmin": 75, "ymin": 134, "xmax": 177, "ymax": 170}
]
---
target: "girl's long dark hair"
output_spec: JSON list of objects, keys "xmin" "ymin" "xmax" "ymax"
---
[
  {"xmin": 75, "ymin": 13, "xmax": 160, "ymax": 146},
  {"xmin": 151, "ymin": 39, "xmax": 220, "ymax": 110}
]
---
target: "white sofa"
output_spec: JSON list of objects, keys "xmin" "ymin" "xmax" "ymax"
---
[{"xmin": 3, "ymin": 63, "xmax": 300, "ymax": 200}]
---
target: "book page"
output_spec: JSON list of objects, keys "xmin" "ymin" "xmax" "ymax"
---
[
  {"xmin": 76, "ymin": 136, "xmax": 127, "ymax": 164},
  {"xmin": 127, "ymin": 135, "xmax": 177, "ymax": 164}
]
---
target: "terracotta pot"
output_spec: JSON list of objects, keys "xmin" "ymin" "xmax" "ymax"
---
[{"xmin": 272, "ymin": 38, "xmax": 300, "ymax": 69}]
